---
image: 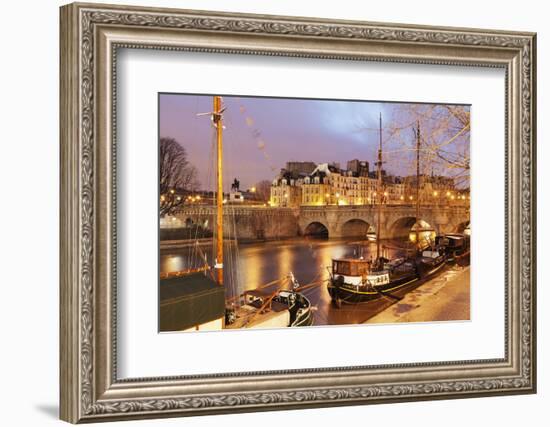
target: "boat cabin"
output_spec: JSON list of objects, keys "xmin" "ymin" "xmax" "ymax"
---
[
  {"xmin": 332, "ymin": 258, "xmax": 372, "ymax": 277},
  {"xmin": 332, "ymin": 258, "xmax": 390, "ymax": 286},
  {"xmin": 436, "ymin": 233, "xmax": 468, "ymax": 249},
  {"xmin": 242, "ymin": 289, "xmax": 288, "ymax": 312},
  {"xmin": 227, "ymin": 288, "xmax": 291, "ymax": 329}
]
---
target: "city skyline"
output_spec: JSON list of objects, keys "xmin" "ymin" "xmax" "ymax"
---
[{"xmin": 160, "ymin": 94, "xmax": 470, "ymax": 192}]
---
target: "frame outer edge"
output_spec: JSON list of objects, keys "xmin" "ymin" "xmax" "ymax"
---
[
  {"xmin": 60, "ymin": 2, "xmax": 537, "ymax": 422},
  {"xmin": 60, "ymin": 3, "xmax": 81, "ymax": 424},
  {"xmin": 528, "ymin": 33, "xmax": 536, "ymax": 393}
]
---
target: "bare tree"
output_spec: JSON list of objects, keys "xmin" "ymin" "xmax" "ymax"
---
[
  {"xmin": 382, "ymin": 104, "xmax": 470, "ymax": 189},
  {"xmin": 254, "ymin": 180, "xmax": 272, "ymax": 203},
  {"xmin": 159, "ymin": 137, "xmax": 199, "ymax": 217}
]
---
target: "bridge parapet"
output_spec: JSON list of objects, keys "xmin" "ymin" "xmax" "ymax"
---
[{"xmin": 168, "ymin": 204, "xmax": 469, "ymax": 240}]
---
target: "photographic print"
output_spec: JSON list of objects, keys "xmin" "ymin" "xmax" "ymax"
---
[
  {"xmin": 60, "ymin": 5, "xmax": 536, "ymax": 420},
  {"xmin": 159, "ymin": 94, "xmax": 471, "ymax": 332}
]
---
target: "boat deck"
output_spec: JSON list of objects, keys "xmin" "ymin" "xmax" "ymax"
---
[{"xmin": 226, "ymin": 303, "xmax": 290, "ymax": 329}]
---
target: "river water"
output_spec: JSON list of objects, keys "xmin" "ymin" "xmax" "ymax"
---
[{"xmin": 160, "ymin": 233, "xmax": 456, "ymax": 325}]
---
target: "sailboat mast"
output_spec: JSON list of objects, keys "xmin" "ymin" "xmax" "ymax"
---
[
  {"xmin": 376, "ymin": 113, "xmax": 383, "ymax": 260},
  {"xmin": 213, "ymin": 96, "xmax": 224, "ymax": 285},
  {"xmin": 415, "ymin": 121, "xmax": 420, "ymax": 246}
]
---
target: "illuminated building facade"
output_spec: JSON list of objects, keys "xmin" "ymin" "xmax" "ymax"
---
[{"xmin": 270, "ymin": 160, "xmax": 464, "ymax": 207}]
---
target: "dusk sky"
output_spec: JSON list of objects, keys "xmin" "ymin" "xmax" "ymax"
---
[{"xmin": 160, "ymin": 94, "xmax": 470, "ymax": 192}]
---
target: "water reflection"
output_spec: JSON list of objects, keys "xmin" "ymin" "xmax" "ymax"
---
[
  {"xmin": 160, "ymin": 237, "xmax": 411, "ymax": 299},
  {"xmin": 160, "ymin": 236, "xmax": 456, "ymax": 325}
]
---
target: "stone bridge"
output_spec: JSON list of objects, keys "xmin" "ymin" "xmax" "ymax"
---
[
  {"xmin": 169, "ymin": 206, "xmax": 300, "ymax": 240},
  {"xmin": 169, "ymin": 204, "xmax": 469, "ymax": 240},
  {"xmin": 297, "ymin": 205, "xmax": 469, "ymax": 239}
]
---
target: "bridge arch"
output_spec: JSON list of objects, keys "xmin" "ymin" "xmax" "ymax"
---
[
  {"xmin": 340, "ymin": 218, "xmax": 372, "ymax": 238},
  {"xmin": 303, "ymin": 221, "xmax": 329, "ymax": 238},
  {"xmin": 388, "ymin": 217, "xmax": 434, "ymax": 240}
]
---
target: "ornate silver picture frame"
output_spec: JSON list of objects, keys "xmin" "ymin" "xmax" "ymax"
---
[{"xmin": 60, "ymin": 2, "xmax": 536, "ymax": 423}]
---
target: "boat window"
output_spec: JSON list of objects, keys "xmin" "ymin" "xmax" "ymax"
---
[{"xmin": 334, "ymin": 261, "xmax": 351, "ymax": 275}]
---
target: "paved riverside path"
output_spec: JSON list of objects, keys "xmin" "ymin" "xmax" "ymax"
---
[{"xmin": 365, "ymin": 266, "xmax": 470, "ymax": 324}]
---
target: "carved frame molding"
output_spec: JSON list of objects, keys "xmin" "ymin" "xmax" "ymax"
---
[{"xmin": 60, "ymin": 2, "xmax": 536, "ymax": 423}]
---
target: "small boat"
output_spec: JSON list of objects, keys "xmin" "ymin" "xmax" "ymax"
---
[
  {"xmin": 435, "ymin": 233, "xmax": 470, "ymax": 263},
  {"xmin": 415, "ymin": 247, "xmax": 447, "ymax": 277},
  {"xmin": 328, "ymin": 256, "xmax": 418, "ymax": 306},
  {"xmin": 225, "ymin": 287, "xmax": 314, "ymax": 329}
]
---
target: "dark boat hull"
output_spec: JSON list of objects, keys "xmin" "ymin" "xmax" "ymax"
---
[
  {"xmin": 283, "ymin": 292, "xmax": 315, "ymax": 327},
  {"xmin": 416, "ymin": 255, "xmax": 447, "ymax": 278},
  {"xmin": 456, "ymin": 250, "xmax": 470, "ymax": 266},
  {"xmin": 437, "ymin": 234, "xmax": 470, "ymax": 264},
  {"xmin": 291, "ymin": 308, "xmax": 314, "ymax": 326},
  {"xmin": 328, "ymin": 273, "xmax": 419, "ymax": 304}
]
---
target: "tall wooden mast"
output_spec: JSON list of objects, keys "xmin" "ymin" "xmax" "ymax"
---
[
  {"xmin": 376, "ymin": 113, "xmax": 383, "ymax": 260},
  {"xmin": 213, "ymin": 96, "xmax": 224, "ymax": 285}
]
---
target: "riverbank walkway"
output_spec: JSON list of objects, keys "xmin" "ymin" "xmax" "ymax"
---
[{"xmin": 365, "ymin": 266, "xmax": 470, "ymax": 324}]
